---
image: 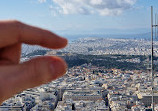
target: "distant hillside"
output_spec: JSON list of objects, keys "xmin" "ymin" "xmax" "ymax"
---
[{"xmin": 64, "ymin": 32, "xmax": 151, "ymax": 41}]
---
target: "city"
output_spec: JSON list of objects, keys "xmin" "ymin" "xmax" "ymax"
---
[
  {"xmin": 1, "ymin": 0, "xmax": 158, "ymax": 111},
  {"xmin": 1, "ymin": 38, "xmax": 158, "ymax": 111}
]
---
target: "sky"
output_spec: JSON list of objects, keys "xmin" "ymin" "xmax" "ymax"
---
[{"xmin": 0, "ymin": 0, "xmax": 158, "ymax": 37}]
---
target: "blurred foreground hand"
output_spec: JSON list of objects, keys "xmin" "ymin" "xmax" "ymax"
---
[{"xmin": 0, "ymin": 20, "xmax": 67, "ymax": 104}]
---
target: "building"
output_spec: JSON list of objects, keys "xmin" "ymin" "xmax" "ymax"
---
[
  {"xmin": 137, "ymin": 92, "xmax": 158, "ymax": 106},
  {"xmin": 63, "ymin": 90, "xmax": 102, "ymax": 101}
]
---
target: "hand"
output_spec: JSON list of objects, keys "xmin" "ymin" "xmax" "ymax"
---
[{"xmin": 0, "ymin": 20, "xmax": 67, "ymax": 104}]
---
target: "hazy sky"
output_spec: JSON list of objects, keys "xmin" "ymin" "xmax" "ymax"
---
[{"xmin": 0, "ymin": 0, "xmax": 158, "ymax": 35}]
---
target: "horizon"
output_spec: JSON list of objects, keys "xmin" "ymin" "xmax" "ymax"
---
[{"xmin": 0, "ymin": 0, "xmax": 158, "ymax": 39}]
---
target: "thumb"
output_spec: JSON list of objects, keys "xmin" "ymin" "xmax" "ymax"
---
[{"xmin": 0, "ymin": 56, "xmax": 67, "ymax": 104}]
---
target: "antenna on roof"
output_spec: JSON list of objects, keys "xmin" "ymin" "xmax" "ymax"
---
[
  {"xmin": 155, "ymin": 13, "xmax": 157, "ymax": 39},
  {"xmin": 151, "ymin": 6, "xmax": 158, "ymax": 111},
  {"xmin": 151, "ymin": 6, "xmax": 154, "ymax": 111}
]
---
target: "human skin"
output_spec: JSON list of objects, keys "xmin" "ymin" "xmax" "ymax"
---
[{"xmin": 0, "ymin": 20, "xmax": 68, "ymax": 104}]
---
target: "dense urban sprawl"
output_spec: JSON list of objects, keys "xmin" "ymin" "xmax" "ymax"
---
[{"xmin": 1, "ymin": 38, "xmax": 158, "ymax": 111}]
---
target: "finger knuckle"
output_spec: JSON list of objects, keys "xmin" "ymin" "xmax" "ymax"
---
[
  {"xmin": 11, "ymin": 20, "xmax": 22, "ymax": 27},
  {"xmin": 30, "ymin": 58, "xmax": 50, "ymax": 83},
  {"xmin": 30, "ymin": 60, "xmax": 42, "ymax": 79},
  {"xmin": 11, "ymin": 20, "xmax": 23, "ymax": 40},
  {"xmin": 11, "ymin": 20, "xmax": 20, "ymax": 23}
]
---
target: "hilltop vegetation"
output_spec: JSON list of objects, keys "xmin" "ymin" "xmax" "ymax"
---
[
  {"xmin": 62, "ymin": 54, "xmax": 148, "ymax": 70},
  {"xmin": 22, "ymin": 49, "xmax": 158, "ymax": 71}
]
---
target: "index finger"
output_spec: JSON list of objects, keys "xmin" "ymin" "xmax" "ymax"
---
[{"xmin": 0, "ymin": 20, "xmax": 68, "ymax": 49}]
